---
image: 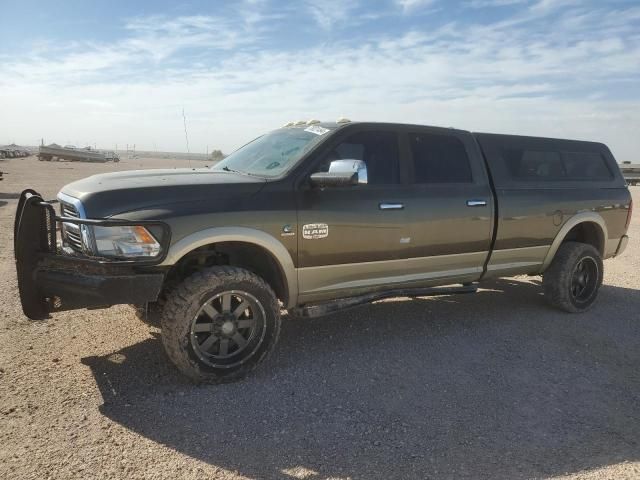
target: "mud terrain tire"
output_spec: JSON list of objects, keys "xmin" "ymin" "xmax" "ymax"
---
[
  {"xmin": 543, "ymin": 241, "xmax": 603, "ymax": 313},
  {"xmin": 160, "ymin": 266, "xmax": 281, "ymax": 383}
]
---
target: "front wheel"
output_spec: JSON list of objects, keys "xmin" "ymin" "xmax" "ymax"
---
[
  {"xmin": 160, "ymin": 266, "xmax": 281, "ymax": 383},
  {"xmin": 543, "ymin": 241, "xmax": 603, "ymax": 313}
]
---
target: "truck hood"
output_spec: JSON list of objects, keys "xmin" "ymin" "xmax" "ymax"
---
[{"xmin": 59, "ymin": 168, "xmax": 266, "ymax": 218}]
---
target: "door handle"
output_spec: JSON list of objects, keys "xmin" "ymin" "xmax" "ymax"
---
[
  {"xmin": 379, "ymin": 203, "xmax": 404, "ymax": 210},
  {"xmin": 466, "ymin": 199, "xmax": 487, "ymax": 207}
]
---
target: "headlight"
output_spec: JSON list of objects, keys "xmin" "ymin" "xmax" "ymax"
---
[{"xmin": 91, "ymin": 225, "xmax": 161, "ymax": 258}]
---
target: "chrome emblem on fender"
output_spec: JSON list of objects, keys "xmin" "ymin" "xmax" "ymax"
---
[{"xmin": 281, "ymin": 224, "xmax": 295, "ymax": 237}]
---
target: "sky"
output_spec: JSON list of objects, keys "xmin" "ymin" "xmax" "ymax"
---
[{"xmin": 0, "ymin": 0, "xmax": 639, "ymax": 161}]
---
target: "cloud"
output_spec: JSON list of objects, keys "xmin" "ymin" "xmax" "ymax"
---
[
  {"xmin": 466, "ymin": 0, "xmax": 527, "ymax": 7},
  {"xmin": 0, "ymin": 2, "xmax": 639, "ymax": 162},
  {"xmin": 304, "ymin": 0, "xmax": 361, "ymax": 29},
  {"xmin": 529, "ymin": 0, "xmax": 581, "ymax": 12},
  {"xmin": 395, "ymin": 0, "xmax": 438, "ymax": 12},
  {"xmin": 123, "ymin": 14, "xmax": 261, "ymax": 59}
]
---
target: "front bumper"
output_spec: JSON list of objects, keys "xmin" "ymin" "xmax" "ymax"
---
[{"xmin": 14, "ymin": 190, "xmax": 169, "ymax": 320}]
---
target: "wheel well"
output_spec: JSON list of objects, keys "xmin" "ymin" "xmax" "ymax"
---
[
  {"xmin": 562, "ymin": 222, "xmax": 605, "ymax": 255},
  {"xmin": 164, "ymin": 241, "xmax": 288, "ymax": 304}
]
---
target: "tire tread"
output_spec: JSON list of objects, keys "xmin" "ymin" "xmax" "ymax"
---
[
  {"xmin": 543, "ymin": 241, "xmax": 603, "ymax": 313},
  {"xmin": 160, "ymin": 266, "xmax": 280, "ymax": 383}
]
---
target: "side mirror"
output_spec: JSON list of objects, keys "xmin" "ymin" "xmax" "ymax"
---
[
  {"xmin": 309, "ymin": 159, "xmax": 368, "ymax": 188},
  {"xmin": 309, "ymin": 171, "xmax": 358, "ymax": 187},
  {"xmin": 329, "ymin": 159, "xmax": 368, "ymax": 184}
]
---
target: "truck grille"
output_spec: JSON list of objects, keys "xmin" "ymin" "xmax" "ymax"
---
[
  {"xmin": 60, "ymin": 201, "xmax": 84, "ymax": 252},
  {"xmin": 61, "ymin": 202, "xmax": 79, "ymax": 218}
]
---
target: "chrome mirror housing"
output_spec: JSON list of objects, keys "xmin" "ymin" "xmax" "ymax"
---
[{"xmin": 328, "ymin": 159, "xmax": 368, "ymax": 184}]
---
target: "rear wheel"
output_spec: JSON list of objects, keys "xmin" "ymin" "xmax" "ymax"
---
[
  {"xmin": 543, "ymin": 241, "xmax": 603, "ymax": 313},
  {"xmin": 160, "ymin": 266, "xmax": 280, "ymax": 383}
]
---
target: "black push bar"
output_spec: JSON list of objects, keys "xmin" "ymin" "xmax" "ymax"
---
[{"xmin": 14, "ymin": 189, "xmax": 169, "ymax": 320}]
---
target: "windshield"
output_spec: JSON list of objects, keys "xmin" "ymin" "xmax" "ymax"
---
[{"xmin": 213, "ymin": 127, "xmax": 331, "ymax": 177}]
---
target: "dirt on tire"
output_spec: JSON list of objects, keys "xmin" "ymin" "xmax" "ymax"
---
[
  {"xmin": 161, "ymin": 266, "xmax": 281, "ymax": 383},
  {"xmin": 543, "ymin": 241, "xmax": 604, "ymax": 312}
]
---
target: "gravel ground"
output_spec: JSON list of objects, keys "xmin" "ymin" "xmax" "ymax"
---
[{"xmin": 1, "ymin": 156, "xmax": 639, "ymax": 480}]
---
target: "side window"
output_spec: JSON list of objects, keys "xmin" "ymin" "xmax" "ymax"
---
[
  {"xmin": 503, "ymin": 149, "xmax": 614, "ymax": 181},
  {"xmin": 563, "ymin": 152, "xmax": 612, "ymax": 180},
  {"xmin": 505, "ymin": 149, "xmax": 565, "ymax": 180},
  {"xmin": 315, "ymin": 131, "xmax": 400, "ymax": 185},
  {"xmin": 409, "ymin": 132, "xmax": 473, "ymax": 183}
]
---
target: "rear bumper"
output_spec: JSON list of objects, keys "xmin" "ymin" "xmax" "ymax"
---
[{"xmin": 14, "ymin": 190, "xmax": 167, "ymax": 320}]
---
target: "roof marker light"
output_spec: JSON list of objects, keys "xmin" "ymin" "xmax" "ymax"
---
[{"xmin": 336, "ymin": 117, "xmax": 351, "ymax": 124}]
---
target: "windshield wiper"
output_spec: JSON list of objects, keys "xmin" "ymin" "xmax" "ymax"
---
[
  {"xmin": 220, "ymin": 166, "xmax": 264, "ymax": 178},
  {"xmin": 221, "ymin": 166, "xmax": 248, "ymax": 175}
]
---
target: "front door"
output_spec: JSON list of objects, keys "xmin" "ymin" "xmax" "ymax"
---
[{"xmin": 296, "ymin": 129, "xmax": 412, "ymax": 303}]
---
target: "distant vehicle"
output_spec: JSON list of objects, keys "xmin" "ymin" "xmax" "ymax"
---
[
  {"xmin": 38, "ymin": 144, "xmax": 119, "ymax": 163},
  {"xmin": 15, "ymin": 121, "xmax": 632, "ymax": 384},
  {"xmin": 620, "ymin": 161, "xmax": 640, "ymax": 186},
  {"xmin": 104, "ymin": 151, "xmax": 120, "ymax": 162},
  {"xmin": 0, "ymin": 144, "xmax": 30, "ymax": 158}
]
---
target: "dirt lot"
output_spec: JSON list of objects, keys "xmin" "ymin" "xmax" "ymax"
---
[{"xmin": 0, "ymin": 156, "xmax": 639, "ymax": 479}]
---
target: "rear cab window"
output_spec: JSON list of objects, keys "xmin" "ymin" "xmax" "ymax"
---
[{"xmin": 408, "ymin": 132, "xmax": 474, "ymax": 184}]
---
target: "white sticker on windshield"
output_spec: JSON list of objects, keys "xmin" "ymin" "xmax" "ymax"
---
[{"xmin": 304, "ymin": 125, "xmax": 330, "ymax": 136}]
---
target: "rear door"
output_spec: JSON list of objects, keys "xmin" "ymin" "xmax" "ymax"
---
[
  {"xmin": 296, "ymin": 127, "xmax": 413, "ymax": 303},
  {"xmin": 400, "ymin": 128, "xmax": 494, "ymax": 283}
]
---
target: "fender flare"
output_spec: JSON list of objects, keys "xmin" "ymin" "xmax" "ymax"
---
[
  {"xmin": 539, "ymin": 212, "xmax": 608, "ymax": 273},
  {"xmin": 160, "ymin": 227, "xmax": 298, "ymax": 308}
]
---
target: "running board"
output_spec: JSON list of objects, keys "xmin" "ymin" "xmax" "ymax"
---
[{"xmin": 289, "ymin": 283, "xmax": 478, "ymax": 319}]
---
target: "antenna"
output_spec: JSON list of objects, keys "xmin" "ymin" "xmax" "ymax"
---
[{"xmin": 182, "ymin": 107, "xmax": 192, "ymax": 168}]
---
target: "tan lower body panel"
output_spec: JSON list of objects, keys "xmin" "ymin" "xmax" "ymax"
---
[
  {"xmin": 484, "ymin": 245, "xmax": 550, "ymax": 278},
  {"xmin": 297, "ymin": 251, "xmax": 487, "ymax": 304}
]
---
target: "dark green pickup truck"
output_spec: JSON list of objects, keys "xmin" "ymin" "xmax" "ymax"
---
[{"xmin": 15, "ymin": 121, "xmax": 632, "ymax": 382}]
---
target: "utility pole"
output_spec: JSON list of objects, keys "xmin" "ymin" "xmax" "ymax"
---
[
  {"xmin": 182, "ymin": 107, "xmax": 192, "ymax": 167},
  {"xmin": 182, "ymin": 108, "xmax": 190, "ymax": 153}
]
